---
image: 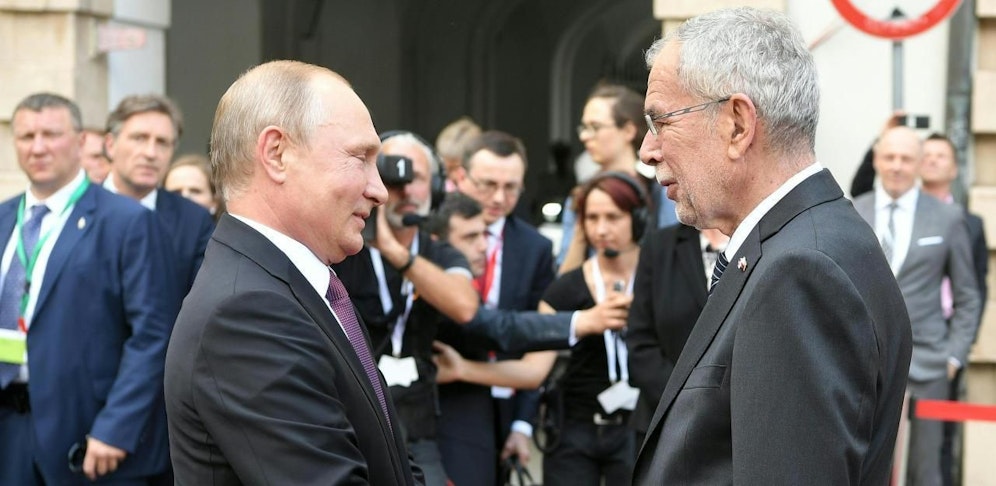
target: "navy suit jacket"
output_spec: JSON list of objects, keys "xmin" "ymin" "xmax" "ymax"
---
[
  {"xmin": 0, "ymin": 184, "xmax": 177, "ymax": 485},
  {"xmin": 495, "ymin": 216, "xmax": 555, "ymax": 429},
  {"xmin": 154, "ymin": 188, "xmax": 213, "ymax": 294}
]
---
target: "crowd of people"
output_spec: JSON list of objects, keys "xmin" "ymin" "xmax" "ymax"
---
[{"xmin": 0, "ymin": 6, "xmax": 988, "ymax": 486}]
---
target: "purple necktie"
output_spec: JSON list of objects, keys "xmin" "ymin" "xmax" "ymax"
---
[{"xmin": 326, "ymin": 270, "xmax": 392, "ymax": 429}]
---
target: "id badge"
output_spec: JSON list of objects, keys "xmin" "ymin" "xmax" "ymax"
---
[
  {"xmin": 597, "ymin": 381, "xmax": 640, "ymax": 414},
  {"xmin": 0, "ymin": 329, "xmax": 27, "ymax": 365},
  {"xmin": 378, "ymin": 355, "xmax": 419, "ymax": 387}
]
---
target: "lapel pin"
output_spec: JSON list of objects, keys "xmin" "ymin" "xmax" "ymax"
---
[
  {"xmin": 77, "ymin": 217, "xmax": 86, "ymax": 230},
  {"xmin": 737, "ymin": 257, "xmax": 747, "ymax": 272}
]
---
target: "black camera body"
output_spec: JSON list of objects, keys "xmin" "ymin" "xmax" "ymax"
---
[{"xmin": 377, "ymin": 154, "xmax": 414, "ymax": 187}]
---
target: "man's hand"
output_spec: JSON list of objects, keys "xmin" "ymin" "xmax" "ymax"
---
[
  {"xmin": 432, "ymin": 340, "xmax": 465, "ymax": 384},
  {"xmin": 947, "ymin": 361, "xmax": 959, "ymax": 381},
  {"xmin": 500, "ymin": 431, "xmax": 531, "ymax": 464},
  {"xmin": 575, "ymin": 293, "xmax": 632, "ymax": 337},
  {"xmin": 82, "ymin": 436, "xmax": 127, "ymax": 481},
  {"xmin": 368, "ymin": 206, "xmax": 409, "ymax": 267}
]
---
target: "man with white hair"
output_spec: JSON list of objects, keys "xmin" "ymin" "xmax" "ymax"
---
[{"xmin": 634, "ymin": 8, "xmax": 913, "ymax": 484}]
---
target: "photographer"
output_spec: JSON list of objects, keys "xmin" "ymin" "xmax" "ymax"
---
[{"xmin": 331, "ymin": 132, "xmax": 478, "ymax": 486}]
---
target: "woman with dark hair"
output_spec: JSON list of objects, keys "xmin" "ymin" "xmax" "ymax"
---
[{"xmin": 540, "ymin": 171, "xmax": 648, "ymax": 486}]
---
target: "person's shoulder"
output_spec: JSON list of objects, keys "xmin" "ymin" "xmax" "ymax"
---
[
  {"xmin": 158, "ymin": 188, "xmax": 214, "ymax": 220},
  {"xmin": 0, "ymin": 193, "xmax": 23, "ymax": 212},
  {"xmin": 91, "ymin": 185, "xmax": 152, "ymax": 218},
  {"xmin": 507, "ymin": 216, "xmax": 552, "ymax": 245},
  {"xmin": 851, "ymin": 191, "xmax": 874, "ymax": 205}
]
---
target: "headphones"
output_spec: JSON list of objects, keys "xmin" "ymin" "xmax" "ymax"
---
[
  {"xmin": 379, "ymin": 130, "xmax": 446, "ymax": 210},
  {"xmin": 585, "ymin": 171, "xmax": 651, "ymax": 242}
]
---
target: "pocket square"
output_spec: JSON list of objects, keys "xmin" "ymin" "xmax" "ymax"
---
[{"xmin": 917, "ymin": 236, "xmax": 943, "ymax": 246}]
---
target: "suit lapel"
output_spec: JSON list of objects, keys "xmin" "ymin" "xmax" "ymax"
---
[
  {"xmin": 498, "ymin": 218, "xmax": 522, "ymax": 309},
  {"xmin": 34, "ymin": 185, "xmax": 98, "ymax": 314},
  {"xmin": 0, "ymin": 199, "xmax": 17, "ymax": 248},
  {"xmin": 897, "ymin": 192, "xmax": 932, "ymax": 278},
  {"xmin": 642, "ymin": 228, "xmax": 761, "ymax": 444},
  {"xmin": 640, "ymin": 170, "xmax": 844, "ymax": 451},
  {"xmin": 212, "ymin": 216, "xmax": 398, "ymax": 444}
]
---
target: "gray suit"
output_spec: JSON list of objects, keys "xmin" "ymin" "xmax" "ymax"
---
[
  {"xmin": 854, "ymin": 189, "xmax": 981, "ymax": 485},
  {"xmin": 853, "ymin": 190, "xmax": 981, "ymax": 382},
  {"xmin": 633, "ymin": 170, "xmax": 912, "ymax": 485}
]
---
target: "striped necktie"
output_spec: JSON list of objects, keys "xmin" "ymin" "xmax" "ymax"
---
[{"xmin": 709, "ymin": 251, "xmax": 729, "ymax": 296}]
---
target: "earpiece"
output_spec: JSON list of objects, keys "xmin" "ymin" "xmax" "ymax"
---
[{"xmin": 590, "ymin": 171, "xmax": 650, "ymax": 242}]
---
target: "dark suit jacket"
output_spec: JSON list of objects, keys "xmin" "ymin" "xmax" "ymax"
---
[
  {"xmin": 165, "ymin": 215, "xmax": 421, "ymax": 485},
  {"xmin": 154, "ymin": 188, "xmax": 213, "ymax": 293},
  {"xmin": 495, "ymin": 216, "xmax": 556, "ymax": 430},
  {"xmin": 0, "ymin": 184, "xmax": 176, "ymax": 485},
  {"xmin": 965, "ymin": 211, "xmax": 988, "ymax": 322},
  {"xmin": 633, "ymin": 170, "xmax": 913, "ymax": 485},
  {"xmin": 626, "ymin": 224, "xmax": 706, "ymax": 435}
]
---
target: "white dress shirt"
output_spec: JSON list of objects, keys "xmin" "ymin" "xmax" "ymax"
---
[
  {"xmin": 1, "ymin": 170, "xmax": 88, "ymax": 380},
  {"xmin": 873, "ymin": 185, "xmax": 917, "ymax": 275}
]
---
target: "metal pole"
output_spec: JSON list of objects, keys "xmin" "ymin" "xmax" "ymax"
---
[
  {"xmin": 891, "ymin": 8, "xmax": 906, "ymax": 111},
  {"xmin": 892, "ymin": 39, "xmax": 903, "ymax": 111}
]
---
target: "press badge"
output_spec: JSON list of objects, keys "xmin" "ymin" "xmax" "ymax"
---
[
  {"xmin": 0, "ymin": 329, "xmax": 27, "ymax": 365},
  {"xmin": 597, "ymin": 381, "xmax": 639, "ymax": 414},
  {"xmin": 378, "ymin": 355, "xmax": 419, "ymax": 387}
]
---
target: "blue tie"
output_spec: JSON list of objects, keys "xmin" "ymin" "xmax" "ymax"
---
[
  {"xmin": 0, "ymin": 204, "xmax": 50, "ymax": 388},
  {"xmin": 709, "ymin": 251, "xmax": 729, "ymax": 296}
]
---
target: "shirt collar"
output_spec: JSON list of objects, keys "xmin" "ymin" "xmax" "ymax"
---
[
  {"xmin": 25, "ymin": 169, "xmax": 87, "ymax": 214},
  {"xmin": 874, "ymin": 184, "xmax": 919, "ymax": 213},
  {"xmin": 229, "ymin": 213, "xmax": 332, "ymax": 299},
  {"xmin": 103, "ymin": 173, "xmax": 158, "ymax": 210},
  {"xmin": 724, "ymin": 162, "xmax": 823, "ymax": 261},
  {"xmin": 487, "ymin": 216, "xmax": 506, "ymax": 237}
]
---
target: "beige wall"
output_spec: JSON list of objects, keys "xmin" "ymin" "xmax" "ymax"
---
[{"xmin": 0, "ymin": 0, "xmax": 169, "ymax": 201}]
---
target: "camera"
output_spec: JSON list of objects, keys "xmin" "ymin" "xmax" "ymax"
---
[
  {"xmin": 377, "ymin": 154, "xmax": 414, "ymax": 187},
  {"xmin": 896, "ymin": 114, "xmax": 930, "ymax": 130}
]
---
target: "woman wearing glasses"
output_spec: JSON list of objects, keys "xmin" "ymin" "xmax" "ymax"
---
[{"xmin": 557, "ymin": 83, "xmax": 676, "ymax": 274}]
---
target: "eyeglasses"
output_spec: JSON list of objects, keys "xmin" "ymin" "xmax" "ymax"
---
[
  {"xmin": 644, "ymin": 97, "xmax": 731, "ymax": 136},
  {"xmin": 465, "ymin": 173, "xmax": 522, "ymax": 198},
  {"xmin": 576, "ymin": 122, "xmax": 616, "ymax": 137}
]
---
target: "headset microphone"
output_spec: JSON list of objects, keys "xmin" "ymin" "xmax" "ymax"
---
[{"xmin": 401, "ymin": 213, "xmax": 425, "ymax": 227}]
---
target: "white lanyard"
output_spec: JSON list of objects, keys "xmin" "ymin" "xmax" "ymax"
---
[
  {"xmin": 591, "ymin": 257, "xmax": 632, "ymax": 383},
  {"xmin": 369, "ymin": 237, "xmax": 419, "ymax": 357}
]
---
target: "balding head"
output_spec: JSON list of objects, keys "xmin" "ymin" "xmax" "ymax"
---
[
  {"xmin": 211, "ymin": 60, "xmax": 347, "ymax": 201},
  {"xmin": 873, "ymin": 126, "xmax": 923, "ymax": 199}
]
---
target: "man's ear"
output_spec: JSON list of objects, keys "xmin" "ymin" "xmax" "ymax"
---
[
  {"xmin": 726, "ymin": 93, "xmax": 757, "ymax": 160},
  {"xmin": 103, "ymin": 132, "xmax": 116, "ymax": 162},
  {"xmin": 256, "ymin": 126, "xmax": 289, "ymax": 184}
]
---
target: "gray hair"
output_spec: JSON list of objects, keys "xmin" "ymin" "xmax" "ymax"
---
[
  {"xmin": 13, "ymin": 93, "xmax": 83, "ymax": 132},
  {"xmin": 210, "ymin": 60, "xmax": 334, "ymax": 200},
  {"xmin": 645, "ymin": 7, "xmax": 819, "ymax": 155},
  {"xmin": 381, "ymin": 132, "xmax": 440, "ymax": 176}
]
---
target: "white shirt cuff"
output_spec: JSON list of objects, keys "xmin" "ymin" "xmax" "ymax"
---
[
  {"xmin": 568, "ymin": 311, "xmax": 580, "ymax": 347},
  {"xmin": 511, "ymin": 420, "xmax": 533, "ymax": 438}
]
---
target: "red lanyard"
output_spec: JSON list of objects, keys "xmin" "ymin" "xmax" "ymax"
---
[{"xmin": 476, "ymin": 229, "xmax": 503, "ymax": 301}]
